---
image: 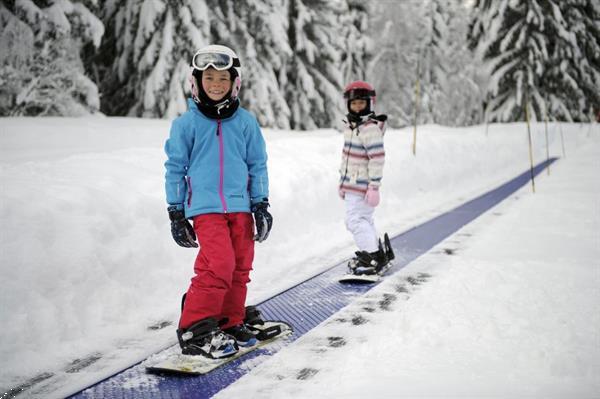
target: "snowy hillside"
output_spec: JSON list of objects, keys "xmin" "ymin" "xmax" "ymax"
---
[{"xmin": 0, "ymin": 118, "xmax": 598, "ymax": 397}]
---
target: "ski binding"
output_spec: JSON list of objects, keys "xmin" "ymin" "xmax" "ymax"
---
[{"xmin": 145, "ymin": 320, "xmax": 293, "ymax": 375}]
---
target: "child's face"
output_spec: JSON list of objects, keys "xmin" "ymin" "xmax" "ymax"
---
[
  {"xmin": 349, "ymin": 99, "xmax": 367, "ymax": 113},
  {"xmin": 201, "ymin": 68, "xmax": 233, "ymax": 102}
]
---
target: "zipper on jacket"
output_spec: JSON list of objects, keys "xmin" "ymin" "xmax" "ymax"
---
[{"xmin": 217, "ymin": 120, "xmax": 228, "ymax": 213}]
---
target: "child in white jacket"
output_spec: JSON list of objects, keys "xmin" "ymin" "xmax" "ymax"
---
[{"xmin": 338, "ymin": 80, "xmax": 391, "ymax": 275}]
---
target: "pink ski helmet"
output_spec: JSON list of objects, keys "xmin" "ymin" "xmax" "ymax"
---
[{"xmin": 343, "ymin": 80, "xmax": 376, "ymax": 115}]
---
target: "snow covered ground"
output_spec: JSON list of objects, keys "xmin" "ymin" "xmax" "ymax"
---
[
  {"xmin": 219, "ymin": 124, "xmax": 600, "ymax": 398},
  {"xmin": 0, "ymin": 117, "xmax": 598, "ymax": 398}
]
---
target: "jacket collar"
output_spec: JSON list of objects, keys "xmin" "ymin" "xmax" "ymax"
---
[{"xmin": 187, "ymin": 98, "xmax": 239, "ymax": 120}]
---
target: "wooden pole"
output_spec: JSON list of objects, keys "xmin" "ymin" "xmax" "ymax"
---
[
  {"xmin": 525, "ymin": 102, "xmax": 536, "ymax": 193},
  {"xmin": 484, "ymin": 100, "xmax": 489, "ymax": 136},
  {"xmin": 412, "ymin": 57, "xmax": 421, "ymax": 156},
  {"xmin": 544, "ymin": 112, "xmax": 550, "ymax": 175},
  {"xmin": 558, "ymin": 119, "xmax": 566, "ymax": 158}
]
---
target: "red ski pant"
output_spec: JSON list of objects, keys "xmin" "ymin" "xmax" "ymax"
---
[{"xmin": 179, "ymin": 212, "xmax": 255, "ymax": 330}]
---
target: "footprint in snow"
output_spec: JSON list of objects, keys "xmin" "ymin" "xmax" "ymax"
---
[
  {"xmin": 327, "ymin": 336, "xmax": 346, "ymax": 348},
  {"xmin": 297, "ymin": 367, "xmax": 319, "ymax": 380}
]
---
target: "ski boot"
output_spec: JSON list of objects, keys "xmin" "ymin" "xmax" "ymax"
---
[
  {"xmin": 177, "ymin": 317, "xmax": 238, "ymax": 359},
  {"xmin": 351, "ymin": 248, "xmax": 384, "ymax": 275},
  {"xmin": 223, "ymin": 323, "xmax": 258, "ymax": 347},
  {"xmin": 348, "ymin": 233, "xmax": 395, "ymax": 276},
  {"xmin": 347, "ymin": 255, "xmax": 362, "ymax": 274}
]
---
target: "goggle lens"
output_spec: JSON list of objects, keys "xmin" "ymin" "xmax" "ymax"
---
[
  {"xmin": 344, "ymin": 88, "xmax": 375, "ymax": 100},
  {"xmin": 192, "ymin": 52, "xmax": 239, "ymax": 71}
]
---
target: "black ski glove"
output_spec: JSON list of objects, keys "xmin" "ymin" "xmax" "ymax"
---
[
  {"xmin": 251, "ymin": 200, "xmax": 273, "ymax": 243},
  {"xmin": 168, "ymin": 206, "xmax": 198, "ymax": 248}
]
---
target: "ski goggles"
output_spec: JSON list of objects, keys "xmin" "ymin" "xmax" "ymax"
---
[
  {"xmin": 191, "ymin": 51, "xmax": 240, "ymax": 71},
  {"xmin": 343, "ymin": 88, "xmax": 376, "ymax": 100}
]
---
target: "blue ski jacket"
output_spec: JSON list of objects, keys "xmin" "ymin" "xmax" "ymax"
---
[{"xmin": 164, "ymin": 99, "xmax": 268, "ymax": 218}]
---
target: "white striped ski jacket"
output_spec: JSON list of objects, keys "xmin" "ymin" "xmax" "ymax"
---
[{"xmin": 339, "ymin": 117, "xmax": 385, "ymax": 195}]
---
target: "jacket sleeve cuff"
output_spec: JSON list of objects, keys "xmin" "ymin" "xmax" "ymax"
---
[
  {"xmin": 167, "ymin": 203, "xmax": 184, "ymax": 211},
  {"xmin": 251, "ymin": 197, "xmax": 269, "ymax": 205}
]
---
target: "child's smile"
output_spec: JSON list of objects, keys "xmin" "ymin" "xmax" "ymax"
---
[{"xmin": 202, "ymin": 68, "xmax": 233, "ymax": 102}]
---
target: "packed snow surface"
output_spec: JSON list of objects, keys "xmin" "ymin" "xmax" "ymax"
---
[{"xmin": 0, "ymin": 117, "xmax": 598, "ymax": 397}]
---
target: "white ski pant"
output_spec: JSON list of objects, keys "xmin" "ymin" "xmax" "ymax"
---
[{"xmin": 344, "ymin": 192, "xmax": 379, "ymax": 252}]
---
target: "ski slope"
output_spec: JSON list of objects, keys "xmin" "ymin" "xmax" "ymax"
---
[{"xmin": 0, "ymin": 118, "xmax": 598, "ymax": 398}]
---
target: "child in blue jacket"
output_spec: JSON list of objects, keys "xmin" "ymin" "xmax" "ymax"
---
[{"xmin": 164, "ymin": 45, "xmax": 272, "ymax": 359}]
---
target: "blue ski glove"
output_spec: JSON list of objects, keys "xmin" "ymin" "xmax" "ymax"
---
[
  {"xmin": 251, "ymin": 200, "xmax": 273, "ymax": 243},
  {"xmin": 168, "ymin": 206, "xmax": 198, "ymax": 248}
]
